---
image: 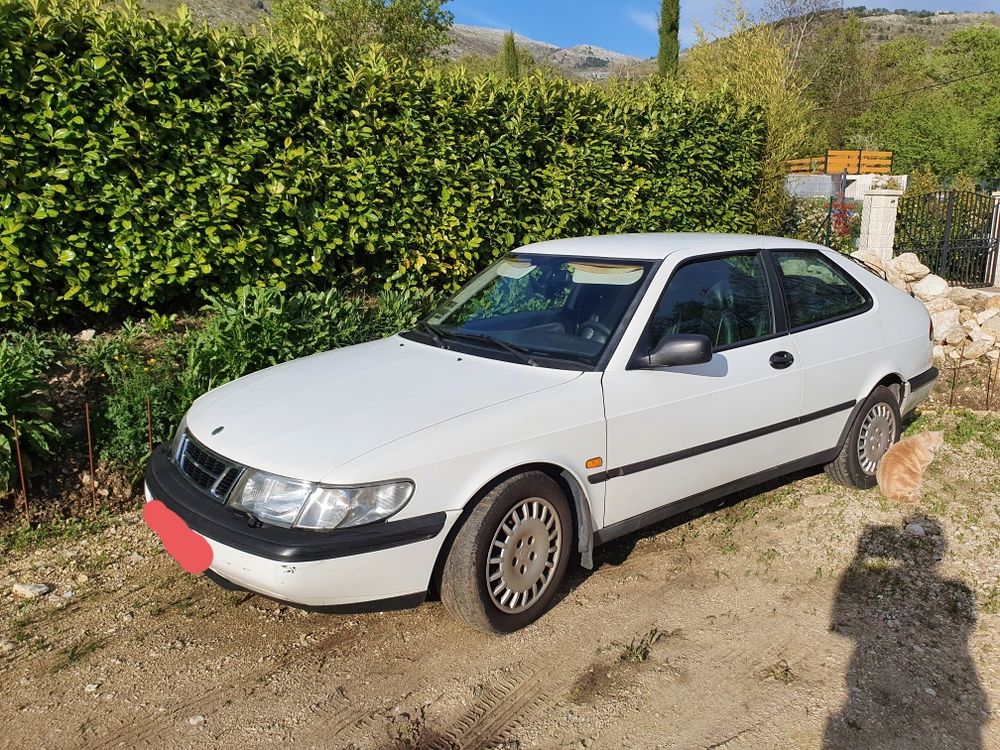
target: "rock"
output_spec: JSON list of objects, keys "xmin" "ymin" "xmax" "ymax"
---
[
  {"xmin": 75, "ymin": 329, "xmax": 96, "ymax": 343},
  {"xmin": 987, "ymin": 296, "xmax": 1000, "ymax": 312},
  {"xmin": 120, "ymin": 612, "xmax": 133, "ymax": 623},
  {"xmin": 12, "ymin": 583, "xmax": 50, "ymax": 599},
  {"xmin": 84, "ymin": 683, "xmax": 100, "ymax": 693},
  {"xmin": 982, "ymin": 316, "xmax": 1000, "ymax": 338},
  {"xmin": 905, "ymin": 523, "xmax": 926, "ymax": 537},
  {"xmin": 76, "ymin": 574, "xmax": 88, "ymax": 585},
  {"xmin": 976, "ymin": 309, "xmax": 998, "ymax": 325},
  {"xmin": 943, "ymin": 326, "xmax": 966, "ymax": 346},
  {"xmin": 948, "ymin": 287, "xmax": 988, "ymax": 311},
  {"xmin": 925, "ymin": 687, "xmax": 937, "ymax": 697},
  {"xmin": 890, "ymin": 253, "xmax": 931, "ymax": 282},
  {"xmin": 959, "ymin": 309, "xmax": 977, "ymax": 325},
  {"xmin": 1, "ymin": 639, "xmax": 15, "ymax": 653},
  {"xmin": 803, "ymin": 494, "xmax": 832, "ymax": 508},
  {"xmin": 925, "ymin": 297, "xmax": 959, "ymax": 314},
  {"xmin": 930, "ymin": 307, "xmax": 961, "ymax": 338},
  {"xmin": 187, "ymin": 715, "xmax": 205, "ymax": 727},
  {"xmin": 932, "ymin": 344, "xmax": 945, "ymax": 360},
  {"xmin": 962, "ymin": 338, "xmax": 992, "ymax": 360},
  {"xmin": 911, "ymin": 274, "xmax": 950, "ymax": 302}
]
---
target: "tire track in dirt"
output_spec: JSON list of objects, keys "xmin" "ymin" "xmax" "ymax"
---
[{"xmin": 79, "ymin": 623, "xmax": 363, "ymax": 750}]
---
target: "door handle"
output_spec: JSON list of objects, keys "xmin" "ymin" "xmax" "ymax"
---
[{"xmin": 769, "ymin": 351, "xmax": 794, "ymax": 369}]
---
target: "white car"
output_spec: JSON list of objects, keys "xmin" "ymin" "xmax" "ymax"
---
[{"xmin": 145, "ymin": 233, "xmax": 937, "ymax": 633}]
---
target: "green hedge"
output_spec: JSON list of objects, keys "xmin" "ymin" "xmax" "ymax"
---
[{"xmin": 0, "ymin": 0, "xmax": 767, "ymax": 325}]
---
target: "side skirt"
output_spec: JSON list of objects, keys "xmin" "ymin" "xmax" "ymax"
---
[{"xmin": 592, "ymin": 448, "xmax": 839, "ymax": 547}]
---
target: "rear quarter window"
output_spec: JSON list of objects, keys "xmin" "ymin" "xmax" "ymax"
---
[{"xmin": 773, "ymin": 250, "xmax": 871, "ymax": 330}]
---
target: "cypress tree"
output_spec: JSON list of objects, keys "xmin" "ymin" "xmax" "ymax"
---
[
  {"xmin": 501, "ymin": 31, "xmax": 520, "ymax": 79},
  {"xmin": 658, "ymin": 0, "xmax": 680, "ymax": 77}
]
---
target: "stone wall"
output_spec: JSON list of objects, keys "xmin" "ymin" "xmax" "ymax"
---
[{"xmin": 851, "ymin": 251, "xmax": 1000, "ymax": 367}]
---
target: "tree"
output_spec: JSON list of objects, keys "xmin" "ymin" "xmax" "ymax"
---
[
  {"xmin": 761, "ymin": 0, "xmax": 843, "ymax": 72},
  {"xmin": 270, "ymin": 0, "xmax": 453, "ymax": 62},
  {"xmin": 658, "ymin": 0, "xmax": 680, "ymax": 77},
  {"xmin": 501, "ymin": 31, "xmax": 520, "ymax": 79},
  {"xmin": 684, "ymin": 0, "xmax": 814, "ymax": 232}
]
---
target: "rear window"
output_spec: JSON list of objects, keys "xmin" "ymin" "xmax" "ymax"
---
[{"xmin": 773, "ymin": 250, "xmax": 870, "ymax": 329}]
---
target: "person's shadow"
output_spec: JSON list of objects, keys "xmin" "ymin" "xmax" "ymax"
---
[{"xmin": 824, "ymin": 519, "xmax": 990, "ymax": 749}]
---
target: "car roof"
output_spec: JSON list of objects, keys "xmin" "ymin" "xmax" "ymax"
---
[{"xmin": 518, "ymin": 233, "xmax": 830, "ymax": 261}]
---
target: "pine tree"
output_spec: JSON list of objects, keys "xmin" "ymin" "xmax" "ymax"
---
[
  {"xmin": 658, "ymin": 0, "xmax": 680, "ymax": 77},
  {"xmin": 501, "ymin": 31, "xmax": 520, "ymax": 79}
]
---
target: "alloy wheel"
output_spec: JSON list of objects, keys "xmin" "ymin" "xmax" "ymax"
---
[{"xmin": 486, "ymin": 497, "xmax": 562, "ymax": 613}]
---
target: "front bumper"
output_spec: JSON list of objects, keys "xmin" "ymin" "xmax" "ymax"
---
[{"xmin": 144, "ymin": 445, "xmax": 459, "ymax": 608}]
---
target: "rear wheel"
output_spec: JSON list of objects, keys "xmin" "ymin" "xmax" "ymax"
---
[
  {"xmin": 824, "ymin": 385, "xmax": 901, "ymax": 489},
  {"xmin": 440, "ymin": 472, "xmax": 572, "ymax": 634}
]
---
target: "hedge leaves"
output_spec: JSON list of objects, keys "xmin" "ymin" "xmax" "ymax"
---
[{"xmin": 0, "ymin": 0, "xmax": 767, "ymax": 325}]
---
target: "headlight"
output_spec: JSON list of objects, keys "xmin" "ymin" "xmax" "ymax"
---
[
  {"xmin": 227, "ymin": 471, "xmax": 414, "ymax": 531},
  {"xmin": 170, "ymin": 416, "xmax": 188, "ymax": 459}
]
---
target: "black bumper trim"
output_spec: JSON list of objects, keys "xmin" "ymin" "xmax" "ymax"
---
[
  {"xmin": 908, "ymin": 366, "xmax": 939, "ymax": 392},
  {"xmin": 145, "ymin": 445, "xmax": 446, "ymax": 563}
]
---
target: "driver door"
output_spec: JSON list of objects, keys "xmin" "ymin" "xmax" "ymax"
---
[{"xmin": 600, "ymin": 250, "xmax": 804, "ymax": 528}]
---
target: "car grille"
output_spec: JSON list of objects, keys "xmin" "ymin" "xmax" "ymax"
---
[{"xmin": 175, "ymin": 433, "xmax": 244, "ymax": 501}]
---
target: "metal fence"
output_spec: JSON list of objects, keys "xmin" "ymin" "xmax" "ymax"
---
[{"xmin": 895, "ymin": 191, "xmax": 999, "ymax": 288}]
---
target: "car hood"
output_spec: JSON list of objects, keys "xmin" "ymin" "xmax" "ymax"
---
[{"xmin": 185, "ymin": 335, "xmax": 581, "ymax": 481}]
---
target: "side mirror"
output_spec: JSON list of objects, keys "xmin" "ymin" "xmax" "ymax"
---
[{"xmin": 641, "ymin": 333, "xmax": 713, "ymax": 368}]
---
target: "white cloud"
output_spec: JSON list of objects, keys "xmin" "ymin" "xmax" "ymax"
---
[{"xmin": 626, "ymin": 7, "xmax": 659, "ymax": 35}]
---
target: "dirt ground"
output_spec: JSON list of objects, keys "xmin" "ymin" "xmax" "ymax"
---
[{"xmin": 1, "ymin": 409, "xmax": 998, "ymax": 750}]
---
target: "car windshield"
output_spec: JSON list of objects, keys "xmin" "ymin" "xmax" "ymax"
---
[{"xmin": 414, "ymin": 254, "xmax": 653, "ymax": 367}]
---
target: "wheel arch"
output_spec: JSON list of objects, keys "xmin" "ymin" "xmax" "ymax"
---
[{"xmin": 429, "ymin": 462, "xmax": 596, "ymax": 598}]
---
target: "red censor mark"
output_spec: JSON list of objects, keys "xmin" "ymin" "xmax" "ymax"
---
[{"xmin": 143, "ymin": 500, "xmax": 214, "ymax": 574}]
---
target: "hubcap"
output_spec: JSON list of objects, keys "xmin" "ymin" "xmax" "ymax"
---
[
  {"xmin": 857, "ymin": 402, "xmax": 896, "ymax": 474},
  {"xmin": 487, "ymin": 497, "xmax": 562, "ymax": 614}
]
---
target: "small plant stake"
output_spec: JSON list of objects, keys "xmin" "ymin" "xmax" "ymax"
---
[
  {"xmin": 11, "ymin": 414, "xmax": 30, "ymax": 526},
  {"xmin": 949, "ymin": 339, "xmax": 966, "ymax": 409},
  {"xmin": 987, "ymin": 355, "xmax": 1000, "ymax": 412},
  {"xmin": 85, "ymin": 402, "xmax": 98, "ymax": 516},
  {"xmin": 146, "ymin": 397, "xmax": 153, "ymax": 454}
]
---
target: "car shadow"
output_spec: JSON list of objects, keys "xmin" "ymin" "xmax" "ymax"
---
[
  {"xmin": 822, "ymin": 519, "xmax": 990, "ymax": 749},
  {"xmin": 559, "ymin": 465, "xmax": 825, "ymax": 594}
]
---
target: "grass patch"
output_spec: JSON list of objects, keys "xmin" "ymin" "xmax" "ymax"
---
[
  {"xmin": 0, "ymin": 513, "xmax": 121, "ymax": 556},
  {"xmin": 761, "ymin": 659, "xmax": 795, "ymax": 684},
  {"xmin": 53, "ymin": 638, "xmax": 101, "ymax": 672},
  {"xmin": 616, "ymin": 628, "xmax": 664, "ymax": 664}
]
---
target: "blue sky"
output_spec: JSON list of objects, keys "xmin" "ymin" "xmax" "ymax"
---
[{"xmin": 449, "ymin": 1, "xmax": 996, "ymax": 58}]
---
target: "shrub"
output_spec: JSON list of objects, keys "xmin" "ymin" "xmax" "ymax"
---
[
  {"xmin": 178, "ymin": 286, "xmax": 438, "ymax": 404},
  {"xmin": 78, "ymin": 325, "xmax": 188, "ymax": 468},
  {"xmin": 0, "ymin": 333, "xmax": 62, "ymax": 489},
  {"xmin": 0, "ymin": 0, "xmax": 767, "ymax": 325},
  {"xmin": 82, "ymin": 285, "xmax": 437, "ymax": 467}
]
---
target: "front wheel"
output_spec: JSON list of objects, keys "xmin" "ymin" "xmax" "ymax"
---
[
  {"xmin": 824, "ymin": 385, "xmax": 901, "ymax": 489},
  {"xmin": 440, "ymin": 472, "xmax": 572, "ymax": 634}
]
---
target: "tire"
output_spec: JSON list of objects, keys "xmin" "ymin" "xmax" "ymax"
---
[
  {"xmin": 440, "ymin": 471, "xmax": 573, "ymax": 634},
  {"xmin": 824, "ymin": 385, "xmax": 902, "ymax": 489}
]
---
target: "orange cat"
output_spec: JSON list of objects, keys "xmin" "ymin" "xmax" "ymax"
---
[{"xmin": 875, "ymin": 430, "xmax": 945, "ymax": 503}]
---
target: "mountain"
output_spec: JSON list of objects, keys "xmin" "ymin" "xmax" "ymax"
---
[
  {"xmin": 443, "ymin": 24, "xmax": 642, "ymax": 80},
  {"xmin": 850, "ymin": 9, "xmax": 1000, "ymax": 46}
]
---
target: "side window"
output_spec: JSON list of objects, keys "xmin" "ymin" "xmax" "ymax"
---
[
  {"xmin": 773, "ymin": 251, "xmax": 869, "ymax": 329},
  {"xmin": 649, "ymin": 253, "xmax": 774, "ymax": 349}
]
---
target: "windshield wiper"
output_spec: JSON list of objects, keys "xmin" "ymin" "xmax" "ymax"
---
[
  {"xmin": 441, "ymin": 330, "xmax": 538, "ymax": 367},
  {"xmin": 414, "ymin": 321, "xmax": 449, "ymax": 349}
]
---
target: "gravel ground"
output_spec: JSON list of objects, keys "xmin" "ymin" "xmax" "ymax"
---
[{"xmin": 1, "ymin": 409, "xmax": 998, "ymax": 750}]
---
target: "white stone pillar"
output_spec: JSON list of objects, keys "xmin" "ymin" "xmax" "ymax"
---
[
  {"xmin": 992, "ymin": 191, "xmax": 1000, "ymax": 288},
  {"xmin": 858, "ymin": 189, "xmax": 904, "ymax": 263}
]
